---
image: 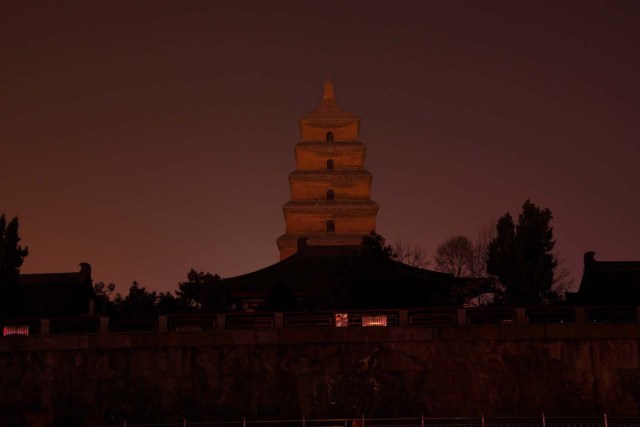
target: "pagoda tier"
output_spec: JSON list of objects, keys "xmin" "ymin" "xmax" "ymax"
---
[
  {"xmin": 282, "ymin": 200, "xmax": 379, "ymax": 232},
  {"xmin": 294, "ymin": 141, "xmax": 367, "ymax": 170},
  {"xmin": 289, "ymin": 170, "xmax": 373, "ymax": 200},
  {"xmin": 277, "ymin": 79, "xmax": 379, "ymax": 260}
]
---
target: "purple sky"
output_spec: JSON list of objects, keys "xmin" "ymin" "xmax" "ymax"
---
[{"xmin": 2, "ymin": 1, "xmax": 639, "ymax": 294}]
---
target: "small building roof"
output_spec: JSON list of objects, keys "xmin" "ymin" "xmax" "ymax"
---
[
  {"xmin": 17, "ymin": 263, "xmax": 95, "ymax": 316},
  {"xmin": 569, "ymin": 252, "xmax": 640, "ymax": 305}
]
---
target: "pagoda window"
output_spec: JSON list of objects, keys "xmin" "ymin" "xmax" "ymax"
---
[
  {"xmin": 327, "ymin": 159, "xmax": 334, "ymax": 170},
  {"xmin": 326, "ymin": 131, "xmax": 334, "ymax": 142},
  {"xmin": 327, "ymin": 189, "xmax": 335, "ymax": 201},
  {"xmin": 326, "ymin": 220, "xmax": 335, "ymax": 232}
]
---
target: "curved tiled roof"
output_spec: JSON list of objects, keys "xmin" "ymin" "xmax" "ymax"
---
[
  {"xmin": 223, "ymin": 242, "xmax": 470, "ymax": 308},
  {"xmin": 573, "ymin": 252, "xmax": 640, "ymax": 304}
]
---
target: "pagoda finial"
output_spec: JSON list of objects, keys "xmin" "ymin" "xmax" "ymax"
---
[{"xmin": 323, "ymin": 78, "xmax": 335, "ymax": 101}]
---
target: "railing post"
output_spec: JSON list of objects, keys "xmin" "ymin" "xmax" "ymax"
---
[
  {"xmin": 243, "ymin": 416, "xmax": 246, "ymax": 427},
  {"xmin": 158, "ymin": 315, "xmax": 168, "ymax": 332},
  {"xmin": 456, "ymin": 308, "xmax": 467, "ymax": 325},
  {"xmin": 481, "ymin": 414, "xmax": 485, "ymax": 427},
  {"xmin": 100, "ymin": 316, "xmax": 110, "ymax": 333},
  {"xmin": 604, "ymin": 412, "xmax": 608, "ymax": 427},
  {"xmin": 422, "ymin": 413, "xmax": 425, "ymax": 427},
  {"xmin": 362, "ymin": 414, "xmax": 365, "ymax": 427},
  {"xmin": 399, "ymin": 309, "xmax": 409, "ymax": 327},
  {"xmin": 303, "ymin": 415, "xmax": 306, "ymax": 427},
  {"xmin": 40, "ymin": 318, "xmax": 50, "ymax": 335},
  {"xmin": 183, "ymin": 417, "xmax": 187, "ymax": 427},
  {"xmin": 275, "ymin": 312, "xmax": 284, "ymax": 329},
  {"xmin": 217, "ymin": 313, "xmax": 226, "ymax": 330},
  {"xmin": 542, "ymin": 412, "xmax": 546, "ymax": 427}
]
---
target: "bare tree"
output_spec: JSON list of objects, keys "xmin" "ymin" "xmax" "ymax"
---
[
  {"xmin": 467, "ymin": 222, "xmax": 495, "ymax": 278},
  {"xmin": 434, "ymin": 235, "xmax": 474, "ymax": 277},
  {"xmin": 434, "ymin": 223, "xmax": 496, "ymax": 278},
  {"xmin": 94, "ymin": 281, "xmax": 116, "ymax": 297},
  {"xmin": 548, "ymin": 259, "xmax": 573, "ymax": 303},
  {"xmin": 94, "ymin": 282, "xmax": 116, "ymax": 313},
  {"xmin": 390, "ymin": 240, "xmax": 430, "ymax": 268}
]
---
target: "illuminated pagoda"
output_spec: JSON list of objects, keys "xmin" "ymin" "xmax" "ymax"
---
[
  {"xmin": 276, "ymin": 79, "xmax": 379, "ymax": 260},
  {"xmin": 224, "ymin": 80, "xmax": 478, "ymax": 311}
]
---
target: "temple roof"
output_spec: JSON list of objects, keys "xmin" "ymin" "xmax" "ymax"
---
[
  {"xmin": 18, "ymin": 262, "xmax": 92, "ymax": 286},
  {"xmin": 16, "ymin": 263, "xmax": 95, "ymax": 316},
  {"xmin": 568, "ymin": 252, "xmax": 640, "ymax": 305},
  {"xmin": 225, "ymin": 241, "xmax": 475, "ymax": 309}
]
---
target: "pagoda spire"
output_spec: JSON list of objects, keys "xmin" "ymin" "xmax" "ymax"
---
[{"xmin": 322, "ymin": 78, "xmax": 335, "ymax": 102}]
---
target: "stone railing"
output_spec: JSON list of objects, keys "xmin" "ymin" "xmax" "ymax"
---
[
  {"xmin": 2, "ymin": 306, "xmax": 639, "ymax": 336},
  {"xmin": 88, "ymin": 414, "xmax": 640, "ymax": 427}
]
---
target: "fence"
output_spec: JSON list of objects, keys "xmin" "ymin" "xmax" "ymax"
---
[
  {"xmin": 89, "ymin": 414, "xmax": 640, "ymax": 427},
  {"xmin": 2, "ymin": 305, "xmax": 640, "ymax": 336}
]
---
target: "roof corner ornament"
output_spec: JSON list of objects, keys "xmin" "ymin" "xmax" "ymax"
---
[{"xmin": 584, "ymin": 251, "xmax": 597, "ymax": 268}]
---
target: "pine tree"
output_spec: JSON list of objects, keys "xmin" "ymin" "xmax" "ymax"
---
[
  {"xmin": 0, "ymin": 214, "xmax": 29, "ymax": 316},
  {"xmin": 0, "ymin": 214, "xmax": 29, "ymax": 286},
  {"xmin": 487, "ymin": 200, "xmax": 558, "ymax": 305}
]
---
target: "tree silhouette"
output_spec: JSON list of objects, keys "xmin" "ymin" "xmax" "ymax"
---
[
  {"xmin": 94, "ymin": 282, "xmax": 116, "ymax": 314},
  {"xmin": 109, "ymin": 281, "xmax": 193, "ymax": 315},
  {"xmin": 434, "ymin": 235, "xmax": 474, "ymax": 277},
  {"xmin": 434, "ymin": 224, "xmax": 495, "ymax": 279},
  {"xmin": 177, "ymin": 269, "xmax": 228, "ymax": 312},
  {"xmin": 0, "ymin": 214, "xmax": 29, "ymax": 316},
  {"xmin": 112, "ymin": 281, "xmax": 158, "ymax": 315},
  {"xmin": 390, "ymin": 240, "xmax": 430, "ymax": 268},
  {"xmin": 0, "ymin": 214, "xmax": 29, "ymax": 286},
  {"xmin": 487, "ymin": 200, "xmax": 559, "ymax": 306}
]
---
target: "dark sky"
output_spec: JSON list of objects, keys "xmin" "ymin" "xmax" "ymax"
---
[{"xmin": 2, "ymin": 1, "xmax": 639, "ymax": 294}]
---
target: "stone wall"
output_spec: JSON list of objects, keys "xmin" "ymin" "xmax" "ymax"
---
[{"xmin": 2, "ymin": 323, "xmax": 640, "ymax": 425}]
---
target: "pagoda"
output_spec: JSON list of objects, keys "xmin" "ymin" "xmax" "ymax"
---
[{"xmin": 276, "ymin": 79, "xmax": 379, "ymax": 259}]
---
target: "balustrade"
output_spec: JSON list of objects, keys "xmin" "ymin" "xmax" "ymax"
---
[{"xmin": 1, "ymin": 306, "xmax": 639, "ymax": 337}]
